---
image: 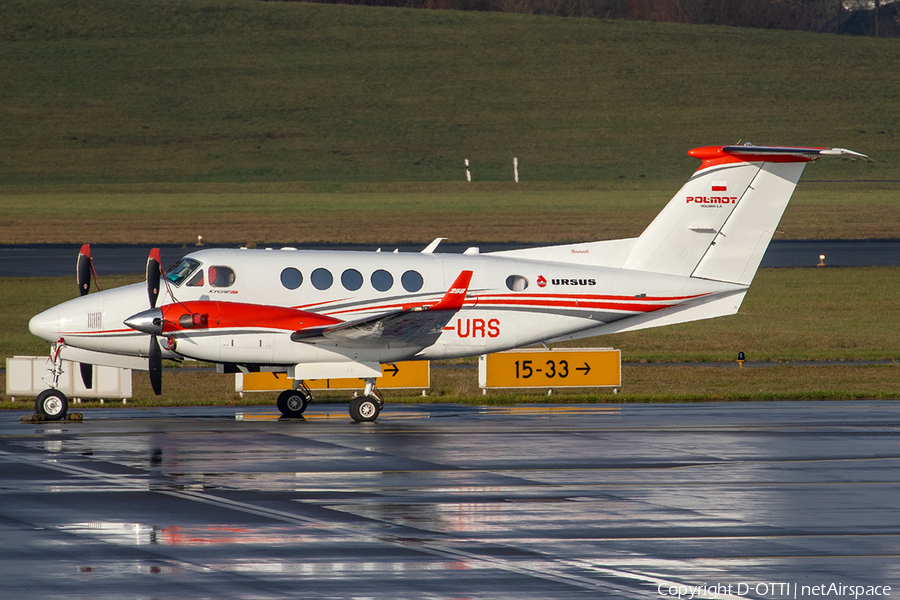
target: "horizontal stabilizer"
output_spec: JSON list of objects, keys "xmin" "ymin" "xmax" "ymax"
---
[{"xmin": 721, "ymin": 145, "xmax": 868, "ymax": 160}]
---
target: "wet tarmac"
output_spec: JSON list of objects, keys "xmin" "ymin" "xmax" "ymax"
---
[{"xmin": 1, "ymin": 401, "xmax": 899, "ymax": 599}]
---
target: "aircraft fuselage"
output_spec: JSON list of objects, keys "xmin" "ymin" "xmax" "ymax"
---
[{"xmin": 30, "ymin": 247, "xmax": 740, "ymax": 367}]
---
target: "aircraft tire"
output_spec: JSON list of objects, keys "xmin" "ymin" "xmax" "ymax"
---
[
  {"xmin": 35, "ymin": 389, "xmax": 68, "ymax": 421},
  {"xmin": 277, "ymin": 389, "xmax": 309, "ymax": 418},
  {"xmin": 349, "ymin": 396, "xmax": 380, "ymax": 423}
]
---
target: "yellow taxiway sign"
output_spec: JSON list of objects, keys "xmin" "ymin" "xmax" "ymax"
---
[
  {"xmin": 237, "ymin": 361, "xmax": 430, "ymax": 393},
  {"xmin": 479, "ymin": 348, "xmax": 620, "ymax": 389}
]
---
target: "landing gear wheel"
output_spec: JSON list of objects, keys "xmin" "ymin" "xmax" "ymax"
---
[
  {"xmin": 349, "ymin": 396, "xmax": 381, "ymax": 422},
  {"xmin": 277, "ymin": 389, "xmax": 309, "ymax": 418},
  {"xmin": 35, "ymin": 389, "xmax": 68, "ymax": 421}
]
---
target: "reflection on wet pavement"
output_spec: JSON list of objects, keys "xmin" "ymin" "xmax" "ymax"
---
[{"xmin": 2, "ymin": 402, "xmax": 899, "ymax": 598}]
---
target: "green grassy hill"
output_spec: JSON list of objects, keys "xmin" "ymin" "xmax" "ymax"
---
[{"xmin": 1, "ymin": 0, "xmax": 896, "ymax": 185}]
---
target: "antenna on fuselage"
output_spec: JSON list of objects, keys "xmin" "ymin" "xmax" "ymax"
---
[{"xmin": 421, "ymin": 238, "xmax": 446, "ymax": 254}]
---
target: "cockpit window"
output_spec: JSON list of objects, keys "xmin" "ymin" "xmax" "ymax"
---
[
  {"xmin": 165, "ymin": 258, "xmax": 202, "ymax": 287},
  {"xmin": 186, "ymin": 270, "xmax": 205, "ymax": 287},
  {"xmin": 209, "ymin": 266, "xmax": 236, "ymax": 288}
]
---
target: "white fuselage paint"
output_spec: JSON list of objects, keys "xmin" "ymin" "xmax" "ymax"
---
[{"xmin": 30, "ymin": 247, "xmax": 743, "ymax": 369}]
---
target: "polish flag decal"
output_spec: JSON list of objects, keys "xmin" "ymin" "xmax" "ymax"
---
[{"xmin": 711, "ymin": 182, "xmax": 728, "ymax": 192}]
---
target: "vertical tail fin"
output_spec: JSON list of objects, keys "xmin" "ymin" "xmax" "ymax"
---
[{"xmin": 621, "ymin": 145, "xmax": 867, "ymax": 285}]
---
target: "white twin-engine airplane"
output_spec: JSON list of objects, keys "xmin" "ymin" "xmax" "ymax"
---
[{"xmin": 29, "ymin": 144, "xmax": 866, "ymax": 422}]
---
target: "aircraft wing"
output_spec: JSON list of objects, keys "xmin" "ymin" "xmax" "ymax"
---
[{"xmin": 291, "ymin": 271, "xmax": 473, "ymax": 349}]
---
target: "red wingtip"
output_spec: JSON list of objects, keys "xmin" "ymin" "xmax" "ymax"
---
[{"xmin": 430, "ymin": 270, "xmax": 473, "ymax": 311}]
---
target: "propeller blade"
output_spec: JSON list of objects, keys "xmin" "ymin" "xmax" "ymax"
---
[
  {"xmin": 149, "ymin": 335, "xmax": 162, "ymax": 396},
  {"xmin": 79, "ymin": 362, "xmax": 93, "ymax": 389},
  {"xmin": 147, "ymin": 248, "xmax": 161, "ymax": 308},
  {"xmin": 77, "ymin": 244, "xmax": 92, "ymax": 296}
]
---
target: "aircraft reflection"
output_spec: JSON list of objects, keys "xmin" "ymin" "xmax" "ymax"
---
[{"xmin": 58, "ymin": 522, "xmax": 318, "ymax": 546}]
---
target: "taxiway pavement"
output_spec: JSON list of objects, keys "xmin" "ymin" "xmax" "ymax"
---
[{"xmin": 1, "ymin": 401, "xmax": 898, "ymax": 599}]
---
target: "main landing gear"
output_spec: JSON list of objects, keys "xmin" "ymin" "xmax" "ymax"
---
[
  {"xmin": 349, "ymin": 394, "xmax": 382, "ymax": 423},
  {"xmin": 276, "ymin": 385, "xmax": 311, "ymax": 418},
  {"xmin": 275, "ymin": 378, "xmax": 384, "ymax": 423},
  {"xmin": 277, "ymin": 385, "xmax": 312, "ymax": 419},
  {"xmin": 349, "ymin": 378, "xmax": 383, "ymax": 422}
]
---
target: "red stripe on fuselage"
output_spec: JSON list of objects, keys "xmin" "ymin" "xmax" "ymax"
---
[
  {"xmin": 160, "ymin": 301, "xmax": 343, "ymax": 334},
  {"xmin": 478, "ymin": 292, "xmax": 707, "ymax": 302},
  {"xmin": 59, "ymin": 328, "xmax": 137, "ymax": 336},
  {"xmin": 319, "ymin": 292, "xmax": 707, "ymax": 319},
  {"xmin": 474, "ymin": 298, "xmax": 669, "ymax": 313}
]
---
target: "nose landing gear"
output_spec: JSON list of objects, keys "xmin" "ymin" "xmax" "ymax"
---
[
  {"xmin": 35, "ymin": 339, "xmax": 69, "ymax": 421},
  {"xmin": 36, "ymin": 388, "xmax": 69, "ymax": 421}
]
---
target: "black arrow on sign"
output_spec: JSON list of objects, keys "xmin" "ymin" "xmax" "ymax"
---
[
  {"xmin": 384, "ymin": 363, "xmax": 399, "ymax": 377},
  {"xmin": 575, "ymin": 362, "xmax": 591, "ymax": 376}
]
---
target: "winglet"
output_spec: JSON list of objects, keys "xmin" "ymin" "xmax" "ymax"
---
[{"xmin": 429, "ymin": 270, "xmax": 473, "ymax": 311}]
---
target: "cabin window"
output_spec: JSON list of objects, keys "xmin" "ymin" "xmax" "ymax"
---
[
  {"xmin": 341, "ymin": 269, "xmax": 363, "ymax": 291},
  {"xmin": 208, "ymin": 266, "xmax": 236, "ymax": 288},
  {"xmin": 506, "ymin": 275, "xmax": 529, "ymax": 291},
  {"xmin": 165, "ymin": 258, "xmax": 201, "ymax": 287},
  {"xmin": 401, "ymin": 270, "xmax": 423, "ymax": 292},
  {"xmin": 186, "ymin": 270, "xmax": 205, "ymax": 287},
  {"xmin": 280, "ymin": 267, "xmax": 303, "ymax": 290},
  {"xmin": 371, "ymin": 269, "xmax": 393, "ymax": 292},
  {"xmin": 311, "ymin": 268, "xmax": 333, "ymax": 290}
]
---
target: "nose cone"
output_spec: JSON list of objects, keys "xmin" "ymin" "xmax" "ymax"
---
[
  {"xmin": 124, "ymin": 307, "xmax": 164, "ymax": 336},
  {"xmin": 29, "ymin": 306, "xmax": 62, "ymax": 342}
]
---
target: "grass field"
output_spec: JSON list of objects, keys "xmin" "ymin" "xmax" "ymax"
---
[
  {"xmin": 2, "ymin": 0, "xmax": 897, "ymax": 187},
  {"xmin": 1, "ymin": 183, "xmax": 898, "ymax": 244}
]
